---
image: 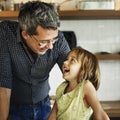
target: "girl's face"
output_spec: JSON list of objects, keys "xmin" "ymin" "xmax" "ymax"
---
[{"xmin": 62, "ymin": 51, "xmax": 81, "ymax": 82}]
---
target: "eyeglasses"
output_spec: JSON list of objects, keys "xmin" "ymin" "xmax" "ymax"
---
[{"xmin": 30, "ymin": 35, "xmax": 58, "ymax": 46}]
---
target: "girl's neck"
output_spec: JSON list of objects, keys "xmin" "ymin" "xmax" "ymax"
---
[{"xmin": 65, "ymin": 81, "xmax": 78, "ymax": 93}]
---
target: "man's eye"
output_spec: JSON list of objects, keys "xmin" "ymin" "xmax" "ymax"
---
[{"xmin": 41, "ymin": 41, "xmax": 47, "ymax": 44}]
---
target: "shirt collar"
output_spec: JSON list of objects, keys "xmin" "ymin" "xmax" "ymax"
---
[{"xmin": 16, "ymin": 25, "xmax": 23, "ymax": 43}]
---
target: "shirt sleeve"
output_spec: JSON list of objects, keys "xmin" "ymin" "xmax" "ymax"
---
[{"xmin": 56, "ymin": 31, "xmax": 70, "ymax": 71}]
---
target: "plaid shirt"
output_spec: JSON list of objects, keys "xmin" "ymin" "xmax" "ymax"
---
[{"xmin": 0, "ymin": 20, "xmax": 70, "ymax": 104}]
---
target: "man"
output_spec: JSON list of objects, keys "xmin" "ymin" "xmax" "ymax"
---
[{"xmin": 0, "ymin": 1, "xmax": 70, "ymax": 120}]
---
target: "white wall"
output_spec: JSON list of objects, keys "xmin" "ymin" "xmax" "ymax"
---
[{"xmin": 49, "ymin": 19, "xmax": 120, "ymax": 101}]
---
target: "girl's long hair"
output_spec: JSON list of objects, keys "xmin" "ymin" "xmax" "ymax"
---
[{"xmin": 69, "ymin": 46, "xmax": 100, "ymax": 90}]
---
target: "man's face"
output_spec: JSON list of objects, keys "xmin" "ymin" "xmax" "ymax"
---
[{"xmin": 23, "ymin": 26, "xmax": 58, "ymax": 55}]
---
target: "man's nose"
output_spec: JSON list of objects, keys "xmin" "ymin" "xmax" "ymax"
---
[{"xmin": 46, "ymin": 41, "xmax": 53, "ymax": 49}]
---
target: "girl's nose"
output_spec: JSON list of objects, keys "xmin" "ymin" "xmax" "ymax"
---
[{"xmin": 63, "ymin": 60, "xmax": 68, "ymax": 66}]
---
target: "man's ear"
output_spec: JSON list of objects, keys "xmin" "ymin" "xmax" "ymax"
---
[{"xmin": 21, "ymin": 30, "xmax": 29, "ymax": 40}]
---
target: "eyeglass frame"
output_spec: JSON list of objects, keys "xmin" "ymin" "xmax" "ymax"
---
[{"xmin": 29, "ymin": 35, "xmax": 59, "ymax": 46}]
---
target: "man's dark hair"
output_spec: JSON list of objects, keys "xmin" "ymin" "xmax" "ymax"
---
[{"xmin": 18, "ymin": 1, "xmax": 60, "ymax": 35}]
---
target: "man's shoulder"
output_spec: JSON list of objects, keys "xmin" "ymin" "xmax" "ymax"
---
[
  {"xmin": 0, "ymin": 20, "xmax": 19, "ymax": 38},
  {"xmin": 0, "ymin": 20, "xmax": 18, "ymax": 29}
]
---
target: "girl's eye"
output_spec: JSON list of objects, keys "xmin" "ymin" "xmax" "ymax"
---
[
  {"xmin": 65, "ymin": 58, "xmax": 68, "ymax": 61},
  {"xmin": 71, "ymin": 58, "xmax": 75, "ymax": 62}
]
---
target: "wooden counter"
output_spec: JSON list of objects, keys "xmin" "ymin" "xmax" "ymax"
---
[{"xmin": 101, "ymin": 101, "xmax": 120, "ymax": 117}]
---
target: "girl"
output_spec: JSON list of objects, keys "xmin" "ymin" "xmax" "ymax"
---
[{"xmin": 48, "ymin": 46, "xmax": 110, "ymax": 120}]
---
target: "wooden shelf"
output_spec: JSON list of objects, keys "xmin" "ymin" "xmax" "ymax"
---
[
  {"xmin": 101, "ymin": 101, "xmax": 120, "ymax": 117},
  {"xmin": 0, "ymin": 11, "xmax": 19, "ymax": 20},
  {"xmin": 95, "ymin": 54, "xmax": 120, "ymax": 60},
  {"xmin": 0, "ymin": 10, "xmax": 120, "ymax": 20},
  {"xmin": 59, "ymin": 10, "xmax": 120, "ymax": 20}
]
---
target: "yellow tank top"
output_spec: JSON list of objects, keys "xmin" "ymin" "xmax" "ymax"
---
[{"xmin": 56, "ymin": 80, "xmax": 93, "ymax": 120}]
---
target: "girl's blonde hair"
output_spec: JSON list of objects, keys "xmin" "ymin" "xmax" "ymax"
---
[{"xmin": 69, "ymin": 46, "xmax": 100, "ymax": 90}]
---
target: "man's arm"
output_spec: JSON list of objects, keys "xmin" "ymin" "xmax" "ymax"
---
[
  {"xmin": 57, "ymin": 31, "xmax": 70, "ymax": 70},
  {"xmin": 0, "ymin": 87, "xmax": 11, "ymax": 120}
]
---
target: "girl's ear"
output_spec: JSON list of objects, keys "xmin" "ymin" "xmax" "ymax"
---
[{"xmin": 21, "ymin": 30, "xmax": 29, "ymax": 40}]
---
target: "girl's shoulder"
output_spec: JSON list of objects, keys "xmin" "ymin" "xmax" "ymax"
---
[
  {"xmin": 78, "ymin": 80, "xmax": 90, "ymax": 89},
  {"xmin": 83, "ymin": 80, "xmax": 96, "ymax": 97},
  {"xmin": 84, "ymin": 80, "xmax": 94, "ymax": 89},
  {"xmin": 56, "ymin": 81, "xmax": 68, "ymax": 92},
  {"xmin": 55, "ymin": 81, "xmax": 68, "ymax": 99}
]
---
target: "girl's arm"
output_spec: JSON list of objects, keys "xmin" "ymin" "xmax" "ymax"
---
[
  {"xmin": 48, "ymin": 101, "xmax": 57, "ymax": 120},
  {"xmin": 84, "ymin": 81, "xmax": 110, "ymax": 120}
]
